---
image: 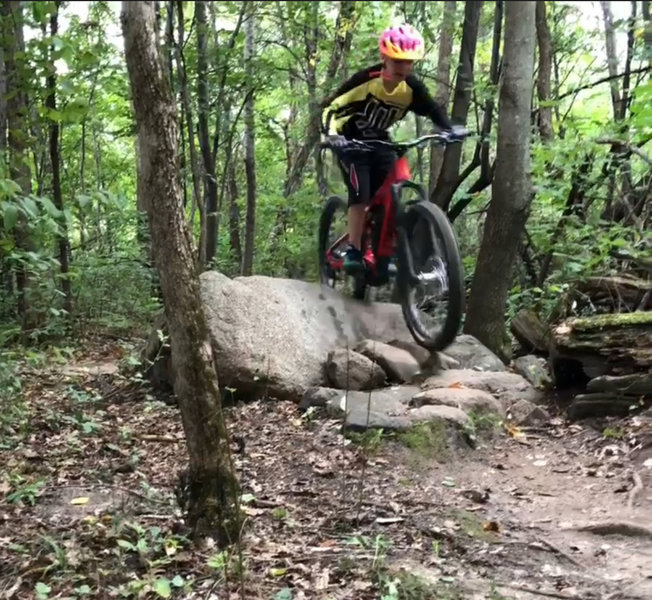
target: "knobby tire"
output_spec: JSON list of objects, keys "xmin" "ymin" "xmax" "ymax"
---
[{"xmin": 398, "ymin": 200, "xmax": 465, "ymax": 351}]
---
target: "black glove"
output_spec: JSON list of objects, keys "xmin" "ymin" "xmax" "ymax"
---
[{"xmin": 325, "ymin": 134, "xmax": 349, "ymax": 149}]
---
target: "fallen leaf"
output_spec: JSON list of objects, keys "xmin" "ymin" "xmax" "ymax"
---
[
  {"xmin": 505, "ymin": 423, "xmax": 527, "ymax": 440},
  {"xmin": 448, "ymin": 382, "xmax": 464, "ymax": 389},
  {"xmin": 483, "ymin": 520, "xmax": 501, "ymax": 533},
  {"xmin": 270, "ymin": 567, "xmax": 287, "ymax": 577},
  {"xmin": 70, "ymin": 497, "xmax": 90, "ymax": 505}
]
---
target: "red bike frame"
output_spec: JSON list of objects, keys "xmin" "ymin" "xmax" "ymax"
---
[{"xmin": 325, "ymin": 156, "xmax": 412, "ymax": 279}]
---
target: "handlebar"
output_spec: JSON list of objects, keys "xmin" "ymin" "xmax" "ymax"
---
[{"xmin": 319, "ymin": 130, "xmax": 470, "ymax": 156}]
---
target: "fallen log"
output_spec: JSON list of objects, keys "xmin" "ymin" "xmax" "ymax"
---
[
  {"xmin": 567, "ymin": 393, "xmax": 650, "ymax": 420},
  {"xmin": 586, "ymin": 372, "xmax": 652, "ymax": 396},
  {"xmin": 550, "ymin": 311, "xmax": 652, "ymax": 380},
  {"xmin": 510, "ymin": 308, "xmax": 551, "ymax": 354},
  {"xmin": 575, "ymin": 275, "xmax": 651, "ymax": 312}
]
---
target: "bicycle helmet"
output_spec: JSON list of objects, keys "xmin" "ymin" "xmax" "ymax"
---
[{"xmin": 379, "ymin": 24, "xmax": 425, "ymax": 61}]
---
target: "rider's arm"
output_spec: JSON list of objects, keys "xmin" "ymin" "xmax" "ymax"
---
[
  {"xmin": 406, "ymin": 76, "xmax": 454, "ymax": 130},
  {"xmin": 320, "ymin": 65, "xmax": 380, "ymax": 135}
]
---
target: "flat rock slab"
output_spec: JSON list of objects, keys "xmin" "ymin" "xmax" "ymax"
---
[
  {"xmin": 422, "ymin": 369, "xmax": 545, "ymax": 406},
  {"xmin": 301, "ymin": 385, "xmax": 472, "ymax": 432},
  {"xmin": 410, "ymin": 387, "xmax": 505, "ymax": 417},
  {"xmin": 302, "ymin": 385, "xmax": 420, "ymax": 415},
  {"xmin": 355, "ymin": 339, "xmax": 421, "ymax": 383}
]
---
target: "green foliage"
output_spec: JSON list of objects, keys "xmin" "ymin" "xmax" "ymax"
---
[{"xmin": 0, "ymin": 0, "xmax": 648, "ymax": 353}]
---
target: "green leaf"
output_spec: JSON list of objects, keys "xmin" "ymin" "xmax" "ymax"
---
[
  {"xmin": 3, "ymin": 204, "xmax": 19, "ymax": 231},
  {"xmin": 152, "ymin": 578, "xmax": 171, "ymax": 598},
  {"xmin": 274, "ymin": 589, "xmax": 292, "ymax": 600},
  {"xmin": 18, "ymin": 197, "xmax": 37, "ymax": 219},
  {"xmin": 171, "ymin": 575, "xmax": 184, "ymax": 588},
  {"xmin": 35, "ymin": 582, "xmax": 51, "ymax": 599},
  {"xmin": 39, "ymin": 197, "xmax": 60, "ymax": 219},
  {"xmin": 117, "ymin": 539, "xmax": 135, "ymax": 551}
]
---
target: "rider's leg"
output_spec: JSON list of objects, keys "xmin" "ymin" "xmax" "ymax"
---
[
  {"xmin": 338, "ymin": 158, "xmax": 371, "ymax": 273},
  {"xmin": 348, "ymin": 205, "xmax": 365, "ymax": 249}
]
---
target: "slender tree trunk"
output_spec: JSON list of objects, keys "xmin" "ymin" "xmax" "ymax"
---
[
  {"xmin": 600, "ymin": 1, "xmax": 622, "ymax": 121},
  {"xmin": 196, "ymin": 0, "xmax": 218, "ymax": 267},
  {"xmin": 46, "ymin": 1, "xmax": 72, "ymax": 316},
  {"xmin": 535, "ymin": 1, "xmax": 554, "ymax": 141},
  {"xmin": 175, "ymin": 0, "xmax": 203, "ymax": 254},
  {"xmin": 228, "ymin": 154, "xmax": 242, "ymax": 271},
  {"xmin": 121, "ymin": 0, "xmax": 240, "ymax": 545},
  {"xmin": 1, "ymin": 0, "xmax": 37, "ymax": 332},
  {"xmin": 464, "ymin": 0, "xmax": 537, "ymax": 360},
  {"xmin": 242, "ymin": 4, "xmax": 256, "ymax": 276},
  {"xmin": 619, "ymin": 1, "xmax": 637, "ymax": 122},
  {"xmin": 431, "ymin": 0, "xmax": 483, "ymax": 211},
  {"xmin": 0, "ymin": 22, "xmax": 5, "ymax": 153},
  {"xmin": 429, "ymin": 0, "xmax": 456, "ymax": 193},
  {"xmin": 447, "ymin": 0, "xmax": 503, "ymax": 222}
]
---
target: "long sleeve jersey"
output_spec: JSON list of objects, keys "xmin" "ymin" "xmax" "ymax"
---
[{"xmin": 321, "ymin": 63, "xmax": 453, "ymax": 140}]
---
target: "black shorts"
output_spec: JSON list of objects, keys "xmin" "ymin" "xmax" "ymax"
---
[{"xmin": 337, "ymin": 148, "xmax": 398, "ymax": 207}]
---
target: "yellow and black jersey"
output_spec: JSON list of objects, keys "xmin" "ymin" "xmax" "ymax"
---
[{"xmin": 321, "ymin": 63, "xmax": 452, "ymax": 140}]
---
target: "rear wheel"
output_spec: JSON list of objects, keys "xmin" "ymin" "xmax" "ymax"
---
[
  {"xmin": 318, "ymin": 195, "xmax": 348, "ymax": 289},
  {"xmin": 397, "ymin": 201, "xmax": 465, "ymax": 351},
  {"xmin": 318, "ymin": 195, "xmax": 369, "ymax": 300}
]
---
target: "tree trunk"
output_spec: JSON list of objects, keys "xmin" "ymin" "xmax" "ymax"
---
[
  {"xmin": 600, "ymin": 1, "xmax": 622, "ymax": 121},
  {"xmin": 121, "ymin": 0, "xmax": 240, "ymax": 546},
  {"xmin": 0, "ymin": 17, "xmax": 5, "ymax": 153},
  {"xmin": 1, "ymin": 0, "xmax": 37, "ymax": 332},
  {"xmin": 46, "ymin": 1, "xmax": 72, "ymax": 317},
  {"xmin": 242, "ymin": 3, "xmax": 256, "ymax": 276},
  {"xmin": 447, "ymin": 0, "xmax": 503, "ymax": 222},
  {"xmin": 196, "ymin": 0, "xmax": 218, "ymax": 267},
  {"xmin": 431, "ymin": 0, "xmax": 483, "ymax": 211},
  {"xmin": 429, "ymin": 0, "xmax": 456, "ymax": 193},
  {"xmin": 535, "ymin": 1, "xmax": 554, "ymax": 141},
  {"xmin": 175, "ymin": 0, "xmax": 203, "ymax": 256},
  {"xmin": 228, "ymin": 154, "xmax": 242, "ymax": 272},
  {"xmin": 463, "ymin": 0, "xmax": 537, "ymax": 360}
]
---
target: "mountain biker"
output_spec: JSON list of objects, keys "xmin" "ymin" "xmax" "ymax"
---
[{"xmin": 321, "ymin": 24, "xmax": 468, "ymax": 274}]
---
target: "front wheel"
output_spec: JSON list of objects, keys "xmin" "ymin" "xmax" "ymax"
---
[{"xmin": 397, "ymin": 201, "xmax": 465, "ymax": 351}]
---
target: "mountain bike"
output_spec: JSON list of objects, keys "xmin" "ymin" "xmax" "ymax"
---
[{"xmin": 317, "ymin": 131, "xmax": 468, "ymax": 351}]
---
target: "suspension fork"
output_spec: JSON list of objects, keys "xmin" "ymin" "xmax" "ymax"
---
[{"xmin": 392, "ymin": 180, "xmax": 428, "ymax": 287}]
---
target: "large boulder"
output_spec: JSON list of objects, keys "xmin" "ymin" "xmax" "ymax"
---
[{"xmin": 146, "ymin": 272, "xmax": 416, "ymax": 401}]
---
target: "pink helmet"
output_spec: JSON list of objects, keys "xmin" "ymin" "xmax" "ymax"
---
[{"xmin": 379, "ymin": 24, "xmax": 425, "ymax": 60}]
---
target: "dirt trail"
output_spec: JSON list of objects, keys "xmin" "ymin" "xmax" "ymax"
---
[{"xmin": 1, "ymin": 343, "xmax": 650, "ymax": 600}]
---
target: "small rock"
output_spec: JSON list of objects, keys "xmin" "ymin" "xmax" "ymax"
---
[
  {"xmin": 443, "ymin": 335, "xmax": 506, "ymax": 372},
  {"xmin": 387, "ymin": 339, "xmax": 432, "ymax": 366},
  {"xmin": 300, "ymin": 387, "xmax": 341, "ymax": 409},
  {"xmin": 355, "ymin": 339, "xmax": 421, "ymax": 383},
  {"xmin": 409, "ymin": 404, "xmax": 471, "ymax": 428},
  {"xmin": 410, "ymin": 387, "xmax": 504, "ymax": 417},
  {"xmin": 325, "ymin": 348, "xmax": 386, "ymax": 391},
  {"xmin": 507, "ymin": 399, "xmax": 551, "ymax": 426},
  {"xmin": 512, "ymin": 355, "xmax": 552, "ymax": 390}
]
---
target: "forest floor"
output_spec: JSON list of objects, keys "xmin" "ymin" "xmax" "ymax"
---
[{"xmin": 1, "ymin": 334, "xmax": 651, "ymax": 600}]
